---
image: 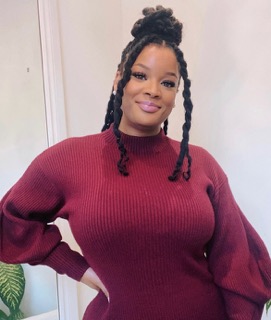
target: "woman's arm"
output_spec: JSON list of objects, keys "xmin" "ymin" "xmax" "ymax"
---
[
  {"xmin": 207, "ymin": 178, "xmax": 271, "ymax": 319},
  {"xmin": 0, "ymin": 154, "xmax": 90, "ymax": 281}
]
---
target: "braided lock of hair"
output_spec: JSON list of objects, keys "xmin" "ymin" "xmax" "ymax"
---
[
  {"xmin": 101, "ymin": 90, "xmax": 115, "ymax": 132},
  {"xmin": 113, "ymin": 78, "xmax": 128, "ymax": 176},
  {"xmin": 102, "ymin": 6, "xmax": 194, "ymax": 181},
  {"xmin": 168, "ymin": 46, "xmax": 193, "ymax": 181},
  {"xmin": 113, "ymin": 35, "xmax": 161, "ymax": 176},
  {"xmin": 101, "ymin": 41, "xmax": 134, "ymax": 132}
]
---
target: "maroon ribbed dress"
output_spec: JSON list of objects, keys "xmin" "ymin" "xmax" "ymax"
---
[{"xmin": 1, "ymin": 127, "xmax": 271, "ymax": 319}]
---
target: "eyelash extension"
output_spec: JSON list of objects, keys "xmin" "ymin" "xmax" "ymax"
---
[
  {"xmin": 162, "ymin": 80, "xmax": 176, "ymax": 88},
  {"xmin": 131, "ymin": 72, "xmax": 146, "ymax": 80},
  {"xmin": 131, "ymin": 72, "xmax": 176, "ymax": 88}
]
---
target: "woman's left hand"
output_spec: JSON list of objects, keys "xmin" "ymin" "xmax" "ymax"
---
[{"xmin": 80, "ymin": 267, "xmax": 109, "ymax": 299}]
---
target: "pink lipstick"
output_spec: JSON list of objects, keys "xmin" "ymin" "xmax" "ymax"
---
[{"xmin": 137, "ymin": 101, "xmax": 160, "ymax": 113}]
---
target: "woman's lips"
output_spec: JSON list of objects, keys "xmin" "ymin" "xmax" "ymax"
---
[{"xmin": 137, "ymin": 101, "xmax": 160, "ymax": 113}]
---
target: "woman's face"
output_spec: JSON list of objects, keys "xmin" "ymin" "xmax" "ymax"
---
[{"xmin": 117, "ymin": 44, "xmax": 180, "ymax": 136}]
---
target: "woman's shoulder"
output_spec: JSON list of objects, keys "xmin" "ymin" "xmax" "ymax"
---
[
  {"xmin": 168, "ymin": 136, "xmax": 218, "ymax": 163},
  {"xmin": 168, "ymin": 137, "xmax": 227, "ymax": 184},
  {"xmin": 190, "ymin": 144, "xmax": 228, "ymax": 185},
  {"xmin": 26, "ymin": 131, "xmax": 107, "ymax": 172},
  {"xmin": 189, "ymin": 144, "xmax": 217, "ymax": 162}
]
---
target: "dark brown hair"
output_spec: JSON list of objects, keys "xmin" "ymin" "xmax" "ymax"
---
[{"xmin": 102, "ymin": 6, "xmax": 193, "ymax": 181}]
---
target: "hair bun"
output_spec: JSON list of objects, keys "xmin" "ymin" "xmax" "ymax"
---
[{"xmin": 131, "ymin": 5, "xmax": 183, "ymax": 46}]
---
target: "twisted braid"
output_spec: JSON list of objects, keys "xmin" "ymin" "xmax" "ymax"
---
[
  {"xmin": 163, "ymin": 119, "xmax": 168, "ymax": 135},
  {"xmin": 101, "ymin": 41, "xmax": 134, "ymax": 132},
  {"xmin": 113, "ymin": 78, "xmax": 128, "ymax": 176},
  {"xmin": 113, "ymin": 35, "xmax": 161, "ymax": 176},
  {"xmin": 168, "ymin": 45, "xmax": 193, "ymax": 181},
  {"xmin": 101, "ymin": 90, "xmax": 115, "ymax": 131}
]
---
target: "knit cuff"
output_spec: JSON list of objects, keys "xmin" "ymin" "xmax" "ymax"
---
[{"xmin": 36, "ymin": 241, "xmax": 90, "ymax": 281}]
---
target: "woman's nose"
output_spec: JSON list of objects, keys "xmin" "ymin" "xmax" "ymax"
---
[{"xmin": 144, "ymin": 80, "xmax": 161, "ymax": 98}]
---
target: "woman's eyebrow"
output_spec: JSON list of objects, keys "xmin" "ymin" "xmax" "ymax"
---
[{"xmin": 133, "ymin": 63, "xmax": 178, "ymax": 78}]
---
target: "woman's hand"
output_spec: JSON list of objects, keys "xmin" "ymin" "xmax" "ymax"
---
[{"xmin": 80, "ymin": 267, "xmax": 109, "ymax": 299}]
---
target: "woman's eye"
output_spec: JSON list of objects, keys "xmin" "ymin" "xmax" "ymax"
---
[
  {"xmin": 132, "ymin": 72, "xmax": 146, "ymax": 80},
  {"xmin": 162, "ymin": 80, "xmax": 176, "ymax": 88}
]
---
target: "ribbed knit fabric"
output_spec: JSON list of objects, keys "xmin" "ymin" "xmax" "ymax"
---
[{"xmin": 1, "ymin": 126, "xmax": 271, "ymax": 320}]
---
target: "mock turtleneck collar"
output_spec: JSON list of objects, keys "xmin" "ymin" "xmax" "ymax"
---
[{"xmin": 104, "ymin": 125, "xmax": 169, "ymax": 154}]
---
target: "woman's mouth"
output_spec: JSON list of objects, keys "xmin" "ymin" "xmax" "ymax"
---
[{"xmin": 137, "ymin": 101, "xmax": 161, "ymax": 113}]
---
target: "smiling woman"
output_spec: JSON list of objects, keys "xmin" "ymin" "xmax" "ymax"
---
[
  {"xmin": 1, "ymin": 3, "xmax": 271, "ymax": 320},
  {"xmin": 117, "ymin": 45, "xmax": 179, "ymax": 137}
]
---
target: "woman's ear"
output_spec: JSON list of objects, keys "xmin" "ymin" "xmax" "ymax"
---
[{"xmin": 113, "ymin": 71, "xmax": 121, "ymax": 93}]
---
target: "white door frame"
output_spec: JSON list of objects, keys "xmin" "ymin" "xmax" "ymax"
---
[{"xmin": 37, "ymin": 1, "xmax": 79, "ymax": 319}]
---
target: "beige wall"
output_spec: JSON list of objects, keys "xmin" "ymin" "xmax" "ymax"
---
[
  {"xmin": 0, "ymin": 0, "xmax": 58, "ymax": 317},
  {"xmin": 57, "ymin": 0, "xmax": 122, "ymax": 137},
  {"xmin": 56, "ymin": 1, "xmax": 271, "ymax": 318}
]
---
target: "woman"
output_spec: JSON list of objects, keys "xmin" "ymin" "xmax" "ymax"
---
[{"xmin": 1, "ymin": 6, "xmax": 271, "ymax": 320}]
